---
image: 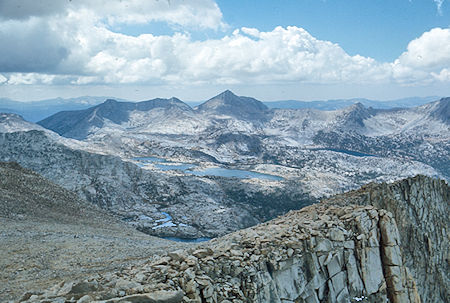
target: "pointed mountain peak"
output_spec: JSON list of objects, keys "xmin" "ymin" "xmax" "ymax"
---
[
  {"xmin": 343, "ymin": 102, "xmax": 374, "ymax": 115},
  {"xmin": 218, "ymin": 89, "xmax": 236, "ymax": 98},
  {"xmin": 138, "ymin": 96, "xmax": 192, "ymax": 111},
  {"xmin": 340, "ymin": 102, "xmax": 374, "ymax": 128},
  {"xmin": 98, "ymin": 99, "xmax": 121, "ymax": 111},
  {"xmin": 346, "ymin": 102, "xmax": 365, "ymax": 110},
  {"xmin": 168, "ymin": 96, "xmax": 185, "ymax": 104},
  {"xmin": 166, "ymin": 97, "xmax": 192, "ymax": 111},
  {"xmin": 197, "ymin": 91, "xmax": 268, "ymax": 120},
  {"xmin": 207, "ymin": 90, "xmax": 240, "ymax": 104}
]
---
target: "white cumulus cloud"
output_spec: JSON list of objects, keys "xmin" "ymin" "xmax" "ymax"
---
[
  {"xmin": 392, "ymin": 27, "xmax": 450, "ymax": 83},
  {"xmin": 27, "ymin": 24, "xmax": 390, "ymax": 86},
  {"xmin": 0, "ymin": 1, "xmax": 448, "ymax": 89}
]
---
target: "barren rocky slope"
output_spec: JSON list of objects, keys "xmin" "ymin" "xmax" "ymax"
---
[
  {"xmin": 21, "ymin": 175, "xmax": 448, "ymax": 303},
  {"xmin": 0, "ymin": 162, "xmax": 182, "ymax": 302}
]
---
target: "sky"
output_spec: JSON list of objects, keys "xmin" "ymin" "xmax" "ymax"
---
[{"xmin": 0, "ymin": 0, "xmax": 449, "ymax": 102}]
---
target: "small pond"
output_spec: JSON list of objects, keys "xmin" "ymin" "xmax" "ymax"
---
[
  {"xmin": 156, "ymin": 163, "xmax": 197, "ymax": 171},
  {"xmin": 134, "ymin": 157, "xmax": 283, "ymax": 181}
]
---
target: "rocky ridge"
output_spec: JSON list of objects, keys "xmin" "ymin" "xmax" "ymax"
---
[
  {"xmin": 22, "ymin": 175, "xmax": 449, "ymax": 303},
  {"xmin": 37, "ymin": 97, "xmax": 191, "ymax": 140},
  {"xmin": 21, "ymin": 204, "xmax": 418, "ymax": 303}
]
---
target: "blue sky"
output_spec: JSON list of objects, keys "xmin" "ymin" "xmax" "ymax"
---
[
  {"xmin": 113, "ymin": 0, "xmax": 450, "ymax": 62},
  {"xmin": 217, "ymin": 0, "xmax": 450, "ymax": 62},
  {"xmin": 0, "ymin": 0, "xmax": 449, "ymax": 101}
]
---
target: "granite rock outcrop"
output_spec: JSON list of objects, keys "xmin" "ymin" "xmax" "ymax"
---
[
  {"xmin": 22, "ymin": 203, "xmax": 420, "ymax": 303},
  {"xmin": 326, "ymin": 175, "xmax": 449, "ymax": 303}
]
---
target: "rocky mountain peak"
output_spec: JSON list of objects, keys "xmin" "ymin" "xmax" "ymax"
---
[
  {"xmin": 197, "ymin": 90, "xmax": 268, "ymax": 120},
  {"xmin": 217, "ymin": 89, "xmax": 237, "ymax": 100},
  {"xmin": 349, "ymin": 101, "xmax": 364, "ymax": 109},
  {"xmin": 133, "ymin": 97, "xmax": 193, "ymax": 113},
  {"xmin": 344, "ymin": 101, "xmax": 371, "ymax": 113},
  {"xmin": 169, "ymin": 96, "xmax": 181, "ymax": 103},
  {"xmin": 340, "ymin": 102, "xmax": 375, "ymax": 128},
  {"xmin": 97, "ymin": 99, "xmax": 123, "ymax": 114},
  {"xmin": 167, "ymin": 96, "xmax": 192, "ymax": 109}
]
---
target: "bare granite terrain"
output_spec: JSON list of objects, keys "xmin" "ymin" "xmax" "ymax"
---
[{"xmin": 0, "ymin": 162, "xmax": 186, "ymax": 302}]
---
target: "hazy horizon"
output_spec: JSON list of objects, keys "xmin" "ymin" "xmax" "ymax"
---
[{"xmin": 0, "ymin": 90, "xmax": 443, "ymax": 104}]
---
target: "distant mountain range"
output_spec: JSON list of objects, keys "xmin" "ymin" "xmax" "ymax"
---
[
  {"xmin": 0, "ymin": 90, "xmax": 448, "ymax": 240},
  {"xmin": 0, "ymin": 96, "xmax": 126, "ymax": 122},
  {"xmin": 36, "ymin": 90, "xmax": 449, "ymax": 180},
  {"xmin": 263, "ymin": 96, "xmax": 441, "ymax": 110},
  {"xmin": 0, "ymin": 94, "xmax": 440, "ymax": 122}
]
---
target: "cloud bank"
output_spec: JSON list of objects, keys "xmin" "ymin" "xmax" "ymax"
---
[
  {"xmin": 0, "ymin": 0, "xmax": 448, "ymax": 88},
  {"xmin": 0, "ymin": 0, "xmax": 225, "ymax": 29}
]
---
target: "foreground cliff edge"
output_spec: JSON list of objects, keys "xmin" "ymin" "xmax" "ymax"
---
[
  {"xmin": 13, "ymin": 174, "xmax": 448, "ymax": 303},
  {"xmin": 19, "ymin": 204, "xmax": 420, "ymax": 303}
]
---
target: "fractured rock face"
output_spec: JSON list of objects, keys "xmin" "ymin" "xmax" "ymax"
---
[
  {"xmin": 22, "ymin": 203, "xmax": 421, "ymax": 303},
  {"xmin": 327, "ymin": 175, "xmax": 449, "ymax": 303}
]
